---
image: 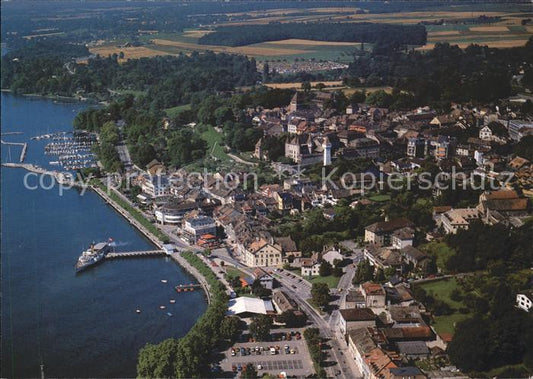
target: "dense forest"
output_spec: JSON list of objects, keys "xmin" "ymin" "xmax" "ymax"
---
[
  {"xmin": 1, "ymin": 52, "xmax": 258, "ymax": 107},
  {"xmin": 347, "ymin": 38, "xmax": 533, "ymax": 105},
  {"xmin": 199, "ymin": 22, "xmax": 427, "ymax": 47}
]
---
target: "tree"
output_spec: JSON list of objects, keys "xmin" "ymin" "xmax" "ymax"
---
[
  {"xmin": 332, "ymin": 262, "xmax": 343, "ymax": 277},
  {"xmin": 375, "ymin": 268, "xmax": 386, "ymax": 283},
  {"xmin": 251, "ymin": 279, "xmax": 272, "ymax": 298},
  {"xmin": 137, "ymin": 338, "xmax": 180, "ymax": 378},
  {"xmin": 447, "ymin": 316, "xmax": 491, "ymax": 372},
  {"xmin": 228, "ymin": 275, "xmax": 242, "ymax": 289},
  {"xmin": 262, "ymin": 62, "xmax": 270, "ymax": 83},
  {"xmin": 220, "ymin": 316, "xmax": 241, "ymax": 342},
  {"xmin": 301, "ymin": 81, "xmax": 311, "ymax": 93},
  {"xmin": 353, "ymin": 259, "xmax": 374, "ymax": 284},
  {"xmin": 241, "ymin": 363, "xmax": 258, "ymax": 379},
  {"xmin": 249, "ymin": 314, "xmax": 272, "ymax": 342},
  {"xmin": 311, "ymin": 282, "xmax": 331, "ymax": 308},
  {"xmin": 319, "ymin": 261, "xmax": 332, "ymax": 276},
  {"xmin": 276, "ymin": 310, "xmax": 308, "ymax": 328}
]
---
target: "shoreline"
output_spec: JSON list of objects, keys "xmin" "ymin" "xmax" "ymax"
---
[
  {"xmin": 1, "ymin": 162, "xmax": 213, "ymax": 304},
  {"xmin": 1, "ymin": 88, "xmax": 103, "ymax": 105},
  {"xmin": 89, "ymin": 180, "xmax": 212, "ymax": 303}
]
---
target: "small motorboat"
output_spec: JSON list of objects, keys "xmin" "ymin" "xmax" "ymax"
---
[
  {"xmin": 170, "ymin": 299, "xmax": 176, "ymax": 304},
  {"xmin": 136, "ymin": 309, "xmax": 141, "ymax": 314},
  {"xmin": 167, "ymin": 312, "xmax": 173, "ymax": 317},
  {"xmin": 159, "ymin": 305, "xmax": 166, "ymax": 310},
  {"xmin": 161, "ymin": 279, "xmax": 168, "ymax": 284}
]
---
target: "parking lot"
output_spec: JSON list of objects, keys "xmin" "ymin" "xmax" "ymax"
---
[{"xmin": 220, "ymin": 330, "xmax": 315, "ymax": 377}]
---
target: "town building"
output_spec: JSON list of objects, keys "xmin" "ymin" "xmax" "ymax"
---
[
  {"xmin": 361, "ymin": 282, "xmax": 386, "ymax": 308},
  {"xmin": 272, "ymin": 289, "xmax": 299, "ymax": 314},
  {"xmin": 516, "ymin": 291, "xmax": 533, "ymax": 312},
  {"xmin": 252, "ymin": 268, "xmax": 275, "ymax": 290},
  {"xmin": 301, "ymin": 253, "xmax": 321, "ymax": 277},
  {"xmin": 243, "ymin": 238, "xmax": 283, "ymax": 267},
  {"xmin": 182, "ymin": 215, "xmax": 216, "ymax": 244},
  {"xmin": 439, "ymin": 208, "xmax": 480, "ymax": 234},
  {"xmin": 227, "ymin": 297, "xmax": 276, "ymax": 318},
  {"xmin": 364, "ymin": 218, "xmax": 414, "ymax": 246},
  {"xmin": 141, "ymin": 175, "xmax": 170, "ymax": 198},
  {"xmin": 338, "ymin": 308, "xmax": 376, "ymax": 335}
]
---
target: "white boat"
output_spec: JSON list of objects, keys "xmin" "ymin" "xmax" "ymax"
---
[
  {"xmin": 159, "ymin": 305, "xmax": 166, "ymax": 310},
  {"xmin": 161, "ymin": 279, "xmax": 168, "ymax": 284},
  {"xmin": 136, "ymin": 309, "xmax": 141, "ymax": 314},
  {"xmin": 170, "ymin": 299, "xmax": 176, "ymax": 304}
]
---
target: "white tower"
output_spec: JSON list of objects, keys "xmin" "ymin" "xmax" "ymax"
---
[{"xmin": 322, "ymin": 136, "xmax": 332, "ymax": 166}]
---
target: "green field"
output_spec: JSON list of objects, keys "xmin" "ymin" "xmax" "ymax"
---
[
  {"xmin": 225, "ymin": 266, "xmax": 247, "ymax": 279},
  {"xmin": 164, "ymin": 103, "xmax": 191, "ymax": 118},
  {"xmin": 368, "ymin": 194, "xmax": 391, "ymax": 202},
  {"xmin": 201, "ymin": 125, "xmax": 230, "ymax": 162},
  {"xmin": 310, "ymin": 275, "xmax": 340, "ymax": 288},
  {"xmin": 419, "ymin": 241, "xmax": 455, "ymax": 272},
  {"xmin": 418, "ymin": 277, "xmax": 469, "ymax": 335}
]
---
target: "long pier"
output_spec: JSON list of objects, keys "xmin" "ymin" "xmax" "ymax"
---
[
  {"xmin": 106, "ymin": 250, "xmax": 166, "ymax": 259},
  {"xmin": 1, "ymin": 140, "xmax": 28, "ymax": 162},
  {"xmin": 1, "ymin": 163, "xmax": 77, "ymax": 186},
  {"xmin": 1, "ymin": 132, "xmax": 23, "ymax": 136}
]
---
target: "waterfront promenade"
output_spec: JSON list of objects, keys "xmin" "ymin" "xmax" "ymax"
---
[
  {"xmin": 2, "ymin": 161, "xmax": 217, "ymax": 308},
  {"xmin": 89, "ymin": 181, "xmax": 218, "ymax": 303}
]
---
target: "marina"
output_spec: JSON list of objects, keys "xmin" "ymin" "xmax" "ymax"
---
[{"xmin": 43, "ymin": 131, "xmax": 97, "ymax": 170}]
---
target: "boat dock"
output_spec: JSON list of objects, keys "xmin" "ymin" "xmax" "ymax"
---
[
  {"xmin": 1, "ymin": 132, "xmax": 23, "ymax": 136},
  {"xmin": 106, "ymin": 250, "xmax": 166, "ymax": 259},
  {"xmin": 1, "ymin": 140, "xmax": 28, "ymax": 162},
  {"xmin": 175, "ymin": 284, "xmax": 203, "ymax": 292},
  {"xmin": 1, "ymin": 163, "xmax": 77, "ymax": 186}
]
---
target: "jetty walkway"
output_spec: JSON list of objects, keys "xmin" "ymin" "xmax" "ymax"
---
[
  {"xmin": 106, "ymin": 250, "xmax": 165, "ymax": 259},
  {"xmin": 1, "ymin": 163, "xmax": 76, "ymax": 185},
  {"xmin": 1, "ymin": 140, "xmax": 28, "ymax": 162}
]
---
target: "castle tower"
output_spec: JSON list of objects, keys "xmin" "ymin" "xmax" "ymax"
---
[
  {"xmin": 289, "ymin": 92, "xmax": 301, "ymax": 113},
  {"xmin": 254, "ymin": 137, "xmax": 263, "ymax": 160},
  {"xmin": 306, "ymin": 134, "xmax": 313, "ymax": 154},
  {"xmin": 322, "ymin": 136, "xmax": 332, "ymax": 166}
]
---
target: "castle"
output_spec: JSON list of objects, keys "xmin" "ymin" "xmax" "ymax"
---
[{"xmin": 285, "ymin": 134, "xmax": 332, "ymax": 166}]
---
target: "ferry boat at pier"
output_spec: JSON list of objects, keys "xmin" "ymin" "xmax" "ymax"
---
[{"xmin": 75, "ymin": 241, "xmax": 111, "ymax": 272}]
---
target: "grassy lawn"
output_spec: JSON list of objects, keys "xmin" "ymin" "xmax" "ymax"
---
[
  {"xmin": 419, "ymin": 277, "xmax": 463, "ymax": 309},
  {"xmin": 418, "ymin": 277, "xmax": 469, "ymax": 335},
  {"xmin": 431, "ymin": 313, "xmax": 469, "ymax": 335},
  {"xmin": 419, "ymin": 241, "xmax": 455, "ymax": 272},
  {"xmin": 201, "ymin": 125, "xmax": 230, "ymax": 162},
  {"xmin": 368, "ymin": 194, "xmax": 391, "ymax": 202},
  {"xmin": 110, "ymin": 89, "xmax": 147, "ymax": 97},
  {"xmin": 164, "ymin": 103, "xmax": 191, "ymax": 118},
  {"xmin": 310, "ymin": 275, "xmax": 340, "ymax": 288},
  {"xmin": 225, "ymin": 267, "xmax": 248, "ymax": 279}
]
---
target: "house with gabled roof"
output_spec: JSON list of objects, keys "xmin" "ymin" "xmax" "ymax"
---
[
  {"xmin": 365, "ymin": 218, "xmax": 415, "ymax": 246},
  {"xmin": 243, "ymin": 238, "xmax": 283, "ymax": 267}
]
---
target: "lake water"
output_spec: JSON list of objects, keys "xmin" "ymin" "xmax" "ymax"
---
[{"xmin": 1, "ymin": 92, "xmax": 207, "ymax": 378}]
